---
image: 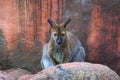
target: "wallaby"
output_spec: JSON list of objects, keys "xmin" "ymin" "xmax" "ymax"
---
[{"xmin": 41, "ymin": 19, "xmax": 86, "ymax": 69}]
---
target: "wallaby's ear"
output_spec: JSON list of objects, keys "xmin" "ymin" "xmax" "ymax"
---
[
  {"xmin": 64, "ymin": 19, "xmax": 71, "ymax": 27},
  {"xmin": 48, "ymin": 19, "xmax": 56, "ymax": 28},
  {"xmin": 61, "ymin": 19, "xmax": 71, "ymax": 28}
]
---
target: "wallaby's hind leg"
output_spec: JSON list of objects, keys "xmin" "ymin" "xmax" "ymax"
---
[{"xmin": 70, "ymin": 46, "xmax": 86, "ymax": 62}]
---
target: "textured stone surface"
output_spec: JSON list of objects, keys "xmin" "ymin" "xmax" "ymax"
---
[
  {"xmin": 0, "ymin": 71, "xmax": 15, "ymax": 80},
  {"xmin": 0, "ymin": 0, "xmax": 42, "ymax": 73},
  {"xmin": 19, "ymin": 62, "xmax": 120, "ymax": 80},
  {"xmin": 87, "ymin": 0, "xmax": 120, "ymax": 76},
  {"xmin": 5, "ymin": 68, "xmax": 32, "ymax": 80}
]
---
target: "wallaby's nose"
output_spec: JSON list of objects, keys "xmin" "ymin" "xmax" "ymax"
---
[{"xmin": 57, "ymin": 40, "xmax": 62, "ymax": 45}]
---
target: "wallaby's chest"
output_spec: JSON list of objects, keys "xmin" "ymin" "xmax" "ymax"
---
[{"xmin": 50, "ymin": 47, "xmax": 70, "ymax": 64}]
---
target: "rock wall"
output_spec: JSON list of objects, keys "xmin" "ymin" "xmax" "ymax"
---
[
  {"xmin": 87, "ymin": 0, "xmax": 120, "ymax": 76},
  {"xmin": 0, "ymin": 0, "xmax": 120, "ymax": 75}
]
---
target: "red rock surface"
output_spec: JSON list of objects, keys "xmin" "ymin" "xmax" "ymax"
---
[
  {"xmin": 87, "ymin": 1, "xmax": 120, "ymax": 76},
  {"xmin": 6, "ymin": 68, "xmax": 32, "ymax": 80},
  {"xmin": 19, "ymin": 62, "xmax": 120, "ymax": 80},
  {"xmin": 0, "ymin": 0, "xmax": 120, "ymax": 76},
  {"xmin": 0, "ymin": 71, "xmax": 15, "ymax": 80}
]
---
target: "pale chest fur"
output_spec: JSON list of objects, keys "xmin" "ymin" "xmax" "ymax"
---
[{"xmin": 48, "ymin": 43, "xmax": 71, "ymax": 64}]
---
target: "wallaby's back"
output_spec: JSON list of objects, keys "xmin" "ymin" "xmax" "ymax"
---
[{"xmin": 64, "ymin": 31, "xmax": 86, "ymax": 62}]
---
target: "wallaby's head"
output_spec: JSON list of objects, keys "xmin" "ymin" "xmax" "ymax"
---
[{"xmin": 48, "ymin": 19, "xmax": 71, "ymax": 46}]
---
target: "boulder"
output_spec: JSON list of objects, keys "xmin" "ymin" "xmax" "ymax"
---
[
  {"xmin": 5, "ymin": 68, "xmax": 32, "ymax": 80},
  {"xmin": 19, "ymin": 62, "xmax": 120, "ymax": 80},
  {"xmin": 0, "ymin": 71, "xmax": 15, "ymax": 80},
  {"xmin": 4, "ymin": 68, "xmax": 17, "ymax": 73}
]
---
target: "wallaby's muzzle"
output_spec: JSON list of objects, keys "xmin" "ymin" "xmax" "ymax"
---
[{"xmin": 56, "ymin": 38, "xmax": 63, "ymax": 45}]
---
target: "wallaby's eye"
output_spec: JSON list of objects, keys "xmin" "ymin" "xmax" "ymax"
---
[
  {"xmin": 62, "ymin": 34, "xmax": 65, "ymax": 36},
  {"xmin": 53, "ymin": 32, "xmax": 57, "ymax": 36},
  {"xmin": 54, "ymin": 34, "xmax": 57, "ymax": 36}
]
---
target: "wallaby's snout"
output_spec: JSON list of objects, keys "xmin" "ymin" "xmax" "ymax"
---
[{"xmin": 56, "ymin": 38, "xmax": 63, "ymax": 45}]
